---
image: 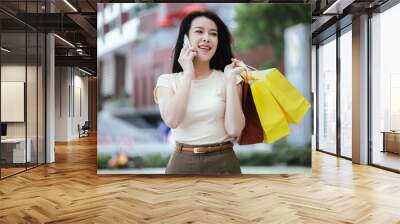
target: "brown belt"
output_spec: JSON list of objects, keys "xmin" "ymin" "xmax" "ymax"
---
[{"xmin": 176, "ymin": 141, "xmax": 234, "ymax": 154}]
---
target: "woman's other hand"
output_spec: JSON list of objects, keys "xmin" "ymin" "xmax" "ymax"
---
[
  {"xmin": 178, "ymin": 45, "xmax": 197, "ymax": 76},
  {"xmin": 224, "ymin": 58, "xmax": 246, "ymax": 85}
]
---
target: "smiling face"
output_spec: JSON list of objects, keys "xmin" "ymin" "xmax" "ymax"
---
[
  {"xmin": 188, "ymin": 16, "xmax": 218, "ymax": 62},
  {"xmin": 172, "ymin": 11, "xmax": 233, "ymax": 73}
]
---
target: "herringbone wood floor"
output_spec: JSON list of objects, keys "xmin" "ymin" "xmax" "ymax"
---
[{"xmin": 1, "ymin": 134, "xmax": 400, "ymax": 224}]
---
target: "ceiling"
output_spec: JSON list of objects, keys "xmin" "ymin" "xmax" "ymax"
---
[
  {"xmin": 310, "ymin": 0, "xmax": 389, "ymax": 43},
  {"xmin": 0, "ymin": 0, "xmax": 99, "ymax": 75}
]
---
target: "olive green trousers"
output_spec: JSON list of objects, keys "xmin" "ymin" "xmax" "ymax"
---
[{"xmin": 165, "ymin": 148, "xmax": 241, "ymax": 175}]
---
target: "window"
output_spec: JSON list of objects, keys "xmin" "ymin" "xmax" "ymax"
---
[
  {"xmin": 317, "ymin": 35, "xmax": 337, "ymax": 154},
  {"xmin": 109, "ymin": 19, "xmax": 118, "ymax": 31},
  {"xmin": 371, "ymin": 2, "xmax": 400, "ymax": 171},
  {"xmin": 0, "ymin": 1, "xmax": 46, "ymax": 179},
  {"xmin": 339, "ymin": 27, "xmax": 352, "ymax": 158}
]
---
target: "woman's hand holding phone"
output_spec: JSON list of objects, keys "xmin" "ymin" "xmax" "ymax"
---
[{"xmin": 178, "ymin": 35, "xmax": 196, "ymax": 76}]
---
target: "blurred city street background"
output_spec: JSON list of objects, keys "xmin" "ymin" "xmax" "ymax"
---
[{"xmin": 97, "ymin": 3, "xmax": 312, "ymax": 174}]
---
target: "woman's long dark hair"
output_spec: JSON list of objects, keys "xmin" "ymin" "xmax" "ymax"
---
[{"xmin": 172, "ymin": 10, "xmax": 234, "ymax": 73}]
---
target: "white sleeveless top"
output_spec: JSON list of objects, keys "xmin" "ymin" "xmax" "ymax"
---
[{"xmin": 154, "ymin": 69, "xmax": 242, "ymax": 145}]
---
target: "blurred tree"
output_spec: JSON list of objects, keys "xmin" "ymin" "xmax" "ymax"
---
[{"xmin": 234, "ymin": 4, "xmax": 310, "ymax": 68}]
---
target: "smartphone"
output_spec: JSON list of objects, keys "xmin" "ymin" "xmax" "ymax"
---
[{"xmin": 184, "ymin": 34, "xmax": 192, "ymax": 48}]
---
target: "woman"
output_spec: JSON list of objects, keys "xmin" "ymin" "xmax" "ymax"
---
[{"xmin": 154, "ymin": 10, "xmax": 246, "ymax": 175}]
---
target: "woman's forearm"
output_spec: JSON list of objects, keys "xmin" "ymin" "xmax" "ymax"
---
[
  {"xmin": 224, "ymin": 82, "xmax": 245, "ymax": 137},
  {"xmin": 160, "ymin": 73, "xmax": 192, "ymax": 128}
]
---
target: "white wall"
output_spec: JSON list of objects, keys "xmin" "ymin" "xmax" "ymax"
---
[
  {"xmin": 55, "ymin": 67, "xmax": 89, "ymax": 141},
  {"xmin": 72, "ymin": 73, "xmax": 89, "ymax": 138},
  {"xmin": 55, "ymin": 67, "xmax": 69, "ymax": 141}
]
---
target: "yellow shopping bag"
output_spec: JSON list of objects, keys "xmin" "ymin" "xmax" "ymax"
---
[
  {"xmin": 265, "ymin": 69, "xmax": 311, "ymax": 124},
  {"xmin": 240, "ymin": 68, "xmax": 310, "ymax": 144},
  {"xmin": 250, "ymin": 78, "xmax": 291, "ymax": 144}
]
